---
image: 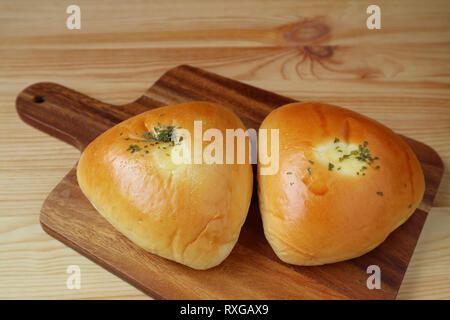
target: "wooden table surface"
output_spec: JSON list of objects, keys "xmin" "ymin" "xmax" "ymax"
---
[{"xmin": 0, "ymin": 0, "xmax": 449, "ymax": 299}]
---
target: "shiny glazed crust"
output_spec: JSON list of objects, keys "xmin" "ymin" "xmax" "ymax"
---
[
  {"xmin": 258, "ymin": 102, "xmax": 425, "ymax": 266},
  {"xmin": 77, "ymin": 102, "xmax": 253, "ymax": 270}
]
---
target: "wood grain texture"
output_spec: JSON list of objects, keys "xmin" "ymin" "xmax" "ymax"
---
[
  {"xmin": 15, "ymin": 65, "xmax": 444, "ymax": 299},
  {"xmin": 1, "ymin": 0, "xmax": 449, "ymax": 299}
]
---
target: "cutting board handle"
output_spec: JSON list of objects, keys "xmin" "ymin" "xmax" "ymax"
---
[
  {"xmin": 15, "ymin": 65, "xmax": 295, "ymax": 151},
  {"xmin": 15, "ymin": 82, "xmax": 132, "ymax": 151}
]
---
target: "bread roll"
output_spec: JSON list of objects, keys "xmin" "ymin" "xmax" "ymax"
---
[
  {"xmin": 258, "ymin": 102, "xmax": 425, "ymax": 266},
  {"xmin": 77, "ymin": 102, "xmax": 253, "ymax": 270}
]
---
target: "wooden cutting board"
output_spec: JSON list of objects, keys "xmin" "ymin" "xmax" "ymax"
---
[{"xmin": 16, "ymin": 65, "xmax": 443, "ymax": 299}]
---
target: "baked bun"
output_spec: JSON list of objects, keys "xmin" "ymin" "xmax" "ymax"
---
[
  {"xmin": 77, "ymin": 102, "xmax": 253, "ymax": 270},
  {"xmin": 258, "ymin": 102, "xmax": 425, "ymax": 266}
]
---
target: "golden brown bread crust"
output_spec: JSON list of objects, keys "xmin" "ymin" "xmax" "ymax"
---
[
  {"xmin": 258, "ymin": 102, "xmax": 425, "ymax": 266},
  {"xmin": 77, "ymin": 102, "xmax": 253, "ymax": 270}
]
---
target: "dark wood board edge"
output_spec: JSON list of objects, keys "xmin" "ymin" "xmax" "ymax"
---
[{"xmin": 40, "ymin": 217, "xmax": 165, "ymax": 300}]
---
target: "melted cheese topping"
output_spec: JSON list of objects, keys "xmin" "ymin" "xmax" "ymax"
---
[{"xmin": 313, "ymin": 140, "xmax": 370, "ymax": 176}]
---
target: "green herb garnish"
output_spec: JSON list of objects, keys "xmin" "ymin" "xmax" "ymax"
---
[
  {"xmin": 377, "ymin": 191, "xmax": 383, "ymax": 196},
  {"xmin": 335, "ymin": 141, "xmax": 380, "ymax": 175},
  {"xmin": 141, "ymin": 124, "xmax": 177, "ymax": 143},
  {"xmin": 307, "ymin": 168, "xmax": 312, "ymax": 175},
  {"xmin": 328, "ymin": 163, "xmax": 335, "ymax": 171},
  {"xmin": 127, "ymin": 144, "xmax": 141, "ymax": 153}
]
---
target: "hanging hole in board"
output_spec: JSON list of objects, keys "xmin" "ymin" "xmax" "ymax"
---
[{"xmin": 34, "ymin": 95, "xmax": 45, "ymax": 103}]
